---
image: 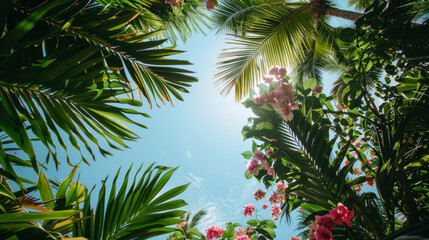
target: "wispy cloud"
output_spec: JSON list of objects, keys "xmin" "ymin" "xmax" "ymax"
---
[{"xmin": 185, "ymin": 172, "xmax": 204, "ymax": 190}]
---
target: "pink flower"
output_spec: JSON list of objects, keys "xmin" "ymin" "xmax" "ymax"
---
[
  {"xmin": 276, "ymin": 182, "xmax": 287, "ymax": 194},
  {"xmin": 308, "ymin": 222, "xmax": 319, "ymax": 240},
  {"xmin": 268, "ymin": 192, "xmax": 284, "ymax": 204},
  {"xmin": 263, "ymin": 75, "xmax": 274, "ymax": 84},
  {"xmin": 312, "ymin": 85, "xmax": 323, "ymax": 95},
  {"xmin": 269, "ymin": 66, "xmax": 280, "ymax": 76},
  {"xmin": 266, "ymin": 149, "xmax": 274, "ymax": 157},
  {"xmin": 253, "ymin": 189, "xmax": 266, "ymax": 200},
  {"xmin": 269, "ymin": 139, "xmax": 277, "ymax": 142},
  {"xmin": 14, "ymin": 152, "xmax": 17, "ymax": 155},
  {"xmin": 267, "ymin": 167, "xmax": 275, "ymax": 175},
  {"xmin": 278, "ymin": 68, "xmax": 287, "ymax": 79},
  {"xmin": 329, "ymin": 202, "xmax": 354, "ymax": 227},
  {"xmin": 316, "ymin": 225, "xmax": 332, "ymax": 240},
  {"xmin": 246, "ymin": 160, "xmax": 259, "ymax": 175},
  {"xmin": 253, "ymin": 151, "xmax": 265, "ymax": 161},
  {"xmin": 237, "ymin": 235, "xmax": 250, "ymax": 240},
  {"xmin": 261, "ymin": 161, "xmax": 270, "ymax": 170},
  {"xmin": 205, "ymin": 225, "xmax": 225, "ymax": 239},
  {"xmin": 315, "ymin": 214, "xmax": 337, "ymax": 230},
  {"xmin": 291, "ymin": 237, "xmax": 300, "ymax": 240},
  {"xmin": 235, "ymin": 228, "xmax": 245, "ymax": 237},
  {"xmin": 262, "ymin": 203, "xmax": 268, "ymax": 209},
  {"xmin": 177, "ymin": 221, "xmax": 187, "ymax": 227},
  {"xmin": 273, "ymin": 217, "xmax": 278, "ymax": 221},
  {"xmin": 271, "ymin": 205, "xmax": 282, "ymax": 218},
  {"xmin": 243, "ymin": 203, "xmax": 255, "ymax": 216},
  {"xmin": 206, "ymin": 0, "xmax": 214, "ymax": 10}
]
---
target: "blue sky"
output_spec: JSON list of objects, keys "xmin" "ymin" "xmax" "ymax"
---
[{"xmin": 14, "ymin": 1, "xmax": 356, "ymax": 239}]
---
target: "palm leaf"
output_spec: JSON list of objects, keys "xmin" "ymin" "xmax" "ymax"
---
[
  {"xmin": 214, "ymin": 1, "xmax": 316, "ymax": 101},
  {"xmin": 73, "ymin": 164, "xmax": 189, "ymax": 240}
]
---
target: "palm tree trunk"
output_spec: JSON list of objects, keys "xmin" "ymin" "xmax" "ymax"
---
[{"xmin": 325, "ymin": 6, "xmax": 363, "ymax": 22}]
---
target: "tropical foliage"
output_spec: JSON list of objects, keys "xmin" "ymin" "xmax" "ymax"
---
[
  {"xmin": 212, "ymin": 0, "xmax": 428, "ymax": 101},
  {"xmin": 0, "ymin": 0, "xmax": 212, "ymax": 239},
  {"xmin": 233, "ymin": 1, "xmax": 429, "ymax": 239}
]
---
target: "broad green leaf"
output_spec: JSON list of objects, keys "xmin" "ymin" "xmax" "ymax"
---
[{"xmin": 38, "ymin": 172, "xmax": 55, "ymax": 209}]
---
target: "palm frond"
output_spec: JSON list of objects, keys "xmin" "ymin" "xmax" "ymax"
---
[
  {"xmin": 215, "ymin": 3, "xmax": 316, "ymax": 101},
  {"xmin": 73, "ymin": 164, "xmax": 189, "ymax": 240}
]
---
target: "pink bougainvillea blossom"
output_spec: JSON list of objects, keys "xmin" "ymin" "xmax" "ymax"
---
[
  {"xmin": 263, "ymin": 75, "xmax": 275, "ymax": 84},
  {"xmin": 315, "ymin": 214, "xmax": 337, "ymax": 230},
  {"xmin": 177, "ymin": 221, "xmax": 187, "ymax": 227},
  {"xmin": 266, "ymin": 149, "xmax": 274, "ymax": 157},
  {"xmin": 235, "ymin": 228, "xmax": 245, "ymax": 237},
  {"xmin": 236, "ymin": 235, "xmax": 250, "ymax": 240},
  {"xmin": 253, "ymin": 189, "xmax": 266, "ymax": 200},
  {"xmin": 270, "ymin": 205, "xmax": 282, "ymax": 219},
  {"xmin": 269, "ymin": 66, "xmax": 280, "ymax": 76},
  {"xmin": 308, "ymin": 202, "xmax": 354, "ymax": 240},
  {"xmin": 205, "ymin": 0, "xmax": 214, "ymax": 10},
  {"xmin": 308, "ymin": 222, "xmax": 319, "ymax": 240},
  {"xmin": 329, "ymin": 202, "xmax": 354, "ymax": 227},
  {"xmin": 243, "ymin": 203, "xmax": 255, "ymax": 216},
  {"xmin": 276, "ymin": 182, "xmax": 287, "ymax": 194},
  {"xmin": 205, "ymin": 225, "xmax": 225, "ymax": 240},
  {"xmin": 246, "ymin": 160, "xmax": 259, "ymax": 175},
  {"xmin": 267, "ymin": 167, "xmax": 275, "ymax": 175},
  {"xmin": 316, "ymin": 225, "xmax": 333, "ymax": 240},
  {"xmin": 262, "ymin": 203, "xmax": 269, "ymax": 209},
  {"xmin": 253, "ymin": 151, "xmax": 265, "ymax": 161},
  {"xmin": 253, "ymin": 67, "xmax": 297, "ymax": 121},
  {"xmin": 268, "ymin": 192, "xmax": 284, "ymax": 204},
  {"xmin": 260, "ymin": 161, "xmax": 270, "ymax": 170},
  {"xmin": 269, "ymin": 139, "xmax": 277, "ymax": 142}
]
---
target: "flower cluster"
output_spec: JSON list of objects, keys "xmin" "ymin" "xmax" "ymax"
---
[
  {"xmin": 205, "ymin": 225, "xmax": 225, "ymax": 240},
  {"xmin": 253, "ymin": 189, "xmax": 266, "ymax": 200},
  {"xmin": 253, "ymin": 66, "xmax": 298, "ymax": 121},
  {"xmin": 308, "ymin": 203, "xmax": 354, "ymax": 240},
  {"xmin": 268, "ymin": 191, "xmax": 285, "ymax": 204},
  {"xmin": 270, "ymin": 205, "xmax": 282, "ymax": 221},
  {"xmin": 243, "ymin": 203, "xmax": 255, "ymax": 216},
  {"xmin": 235, "ymin": 228, "xmax": 250, "ymax": 240},
  {"xmin": 165, "ymin": 0, "xmax": 183, "ymax": 8},
  {"xmin": 246, "ymin": 150, "xmax": 275, "ymax": 176}
]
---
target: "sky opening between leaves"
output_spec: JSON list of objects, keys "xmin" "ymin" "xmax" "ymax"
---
[{"xmin": 14, "ymin": 1, "xmax": 357, "ymax": 239}]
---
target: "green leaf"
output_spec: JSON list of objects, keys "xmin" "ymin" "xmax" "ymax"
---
[
  {"xmin": 245, "ymin": 170, "xmax": 253, "ymax": 180},
  {"xmin": 303, "ymin": 78, "xmax": 317, "ymax": 90},
  {"xmin": 38, "ymin": 172, "xmax": 55, "ymax": 210},
  {"xmin": 242, "ymin": 151, "xmax": 253, "ymax": 160},
  {"xmin": 252, "ymin": 141, "xmax": 257, "ymax": 153},
  {"xmin": 247, "ymin": 219, "xmax": 258, "ymax": 227},
  {"xmin": 262, "ymin": 227, "xmax": 276, "ymax": 239},
  {"xmin": 0, "ymin": 210, "xmax": 80, "ymax": 223}
]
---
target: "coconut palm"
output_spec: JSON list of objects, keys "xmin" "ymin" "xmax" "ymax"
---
[{"xmin": 212, "ymin": 0, "xmax": 428, "ymax": 101}]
